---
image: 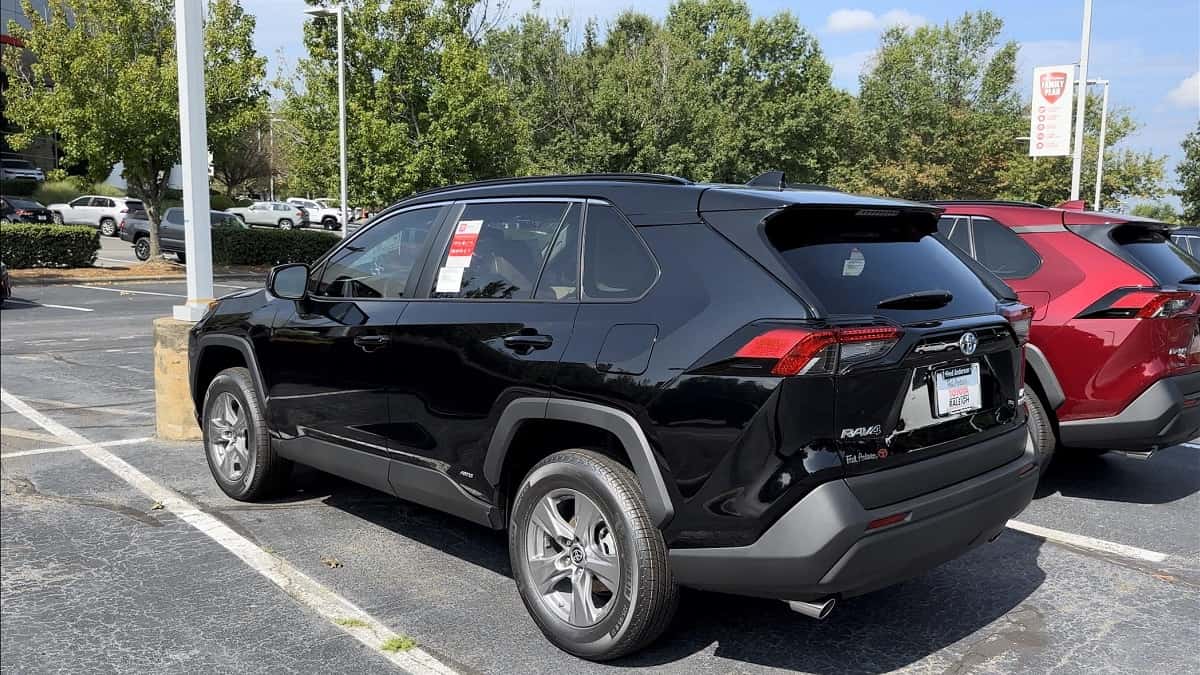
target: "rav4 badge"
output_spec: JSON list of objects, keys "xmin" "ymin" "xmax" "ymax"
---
[{"xmin": 840, "ymin": 424, "xmax": 883, "ymax": 439}]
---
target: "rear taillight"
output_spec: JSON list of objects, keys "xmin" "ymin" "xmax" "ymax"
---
[
  {"xmin": 1000, "ymin": 303, "xmax": 1034, "ymax": 344},
  {"xmin": 735, "ymin": 325, "xmax": 902, "ymax": 376},
  {"xmin": 120, "ymin": 208, "xmax": 128, "ymax": 214},
  {"xmin": 14, "ymin": 209, "xmax": 32, "ymax": 216},
  {"xmin": 1078, "ymin": 289, "xmax": 1199, "ymax": 319}
]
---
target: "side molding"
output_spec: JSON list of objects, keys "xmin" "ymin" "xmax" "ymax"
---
[
  {"xmin": 484, "ymin": 397, "xmax": 675, "ymax": 527},
  {"xmin": 194, "ymin": 334, "xmax": 269, "ymax": 412},
  {"xmin": 1024, "ymin": 344, "xmax": 1065, "ymax": 410}
]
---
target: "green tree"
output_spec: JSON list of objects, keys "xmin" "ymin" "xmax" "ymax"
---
[
  {"xmin": 279, "ymin": 0, "xmax": 530, "ymax": 208},
  {"xmin": 1130, "ymin": 202, "xmax": 1180, "ymax": 224},
  {"xmin": 3, "ymin": 0, "xmax": 266, "ymax": 259},
  {"xmin": 1179, "ymin": 121, "xmax": 1200, "ymax": 223},
  {"xmin": 843, "ymin": 11, "xmax": 1024, "ymax": 199},
  {"xmin": 998, "ymin": 94, "xmax": 1167, "ymax": 207}
]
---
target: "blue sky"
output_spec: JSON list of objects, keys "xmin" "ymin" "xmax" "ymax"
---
[{"xmin": 246, "ymin": 0, "xmax": 1200, "ymax": 191}]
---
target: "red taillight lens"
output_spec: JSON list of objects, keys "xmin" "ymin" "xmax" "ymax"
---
[
  {"xmin": 15, "ymin": 209, "xmax": 32, "ymax": 216},
  {"xmin": 735, "ymin": 325, "xmax": 902, "ymax": 376},
  {"xmin": 1000, "ymin": 303, "xmax": 1034, "ymax": 344},
  {"xmin": 1079, "ymin": 289, "xmax": 1198, "ymax": 319}
]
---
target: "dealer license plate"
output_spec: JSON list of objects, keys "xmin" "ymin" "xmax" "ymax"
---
[{"xmin": 933, "ymin": 363, "xmax": 982, "ymax": 416}]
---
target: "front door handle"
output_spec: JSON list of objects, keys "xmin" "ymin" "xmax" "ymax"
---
[
  {"xmin": 503, "ymin": 334, "xmax": 553, "ymax": 351},
  {"xmin": 353, "ymin": 334, "xmax": 391, "ymax": 351}
]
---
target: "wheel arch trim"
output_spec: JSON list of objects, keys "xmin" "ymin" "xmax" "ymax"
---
[
  {"xmin": 193, "ymin": 334, "xmax": 269, "ymax": 416},
  {"xmin": 484, "ymin": 397, "xmax": 675, "ymax": 527},
  {"xmin": 1024, "ymin": 343, "xmax": 1065, "ymax": 410}
]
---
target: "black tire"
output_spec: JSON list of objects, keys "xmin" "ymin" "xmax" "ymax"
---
[
  {"xmin": 1025, "ymin": 386, "xmax": 1056, "ymax": 477},
  {"xmin": 322, "ymin": 216, "xmax": 337, "ymax": 229},
  {"xmin": 133, "ymin": 236, "xmax": 151, "ymax": 261},
  {"xmin": 201, "ymin": 367, "xmax": 291, "ymax": 501},
  {"xmin": 175, "ymin": 251, "xmax": 186, "ymax": 264},
  {"xmin": 278, "ymin": 218, "xmax": 293, "ymax": 229},
  {"xmin": 52, "ymin": 212, "xmax": 64, "ymax": 225},
  {"xmin": 510, "ymin": 450, "xmax": 678, "ymax": 661},
  {"xmin": 100, "ymin": 218, "xmax": 117, "ymax": 237}
]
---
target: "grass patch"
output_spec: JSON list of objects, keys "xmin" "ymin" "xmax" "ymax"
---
[
  {"xmin": 380, "ymin": 635, "xmax": 417, "ymax": 653},
  {"xmin": 334, "ymin": 617, "xmax": 370, "ymax": 629}
]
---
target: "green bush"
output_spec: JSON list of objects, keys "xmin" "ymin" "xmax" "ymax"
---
[
  {"xmin": 211, "ymin": 227, "xmax": 338, "ymax": 266},
  {"xmin": 1, "ymin": 223, "xmax": 100, "ymax": 268},
  {"xmin": 0, "ymin": 180, "xmax": 38, "ymax": 196},
  {"xmin": 210, "ymin": 194, "xmax": 236, "ymax": 211}
]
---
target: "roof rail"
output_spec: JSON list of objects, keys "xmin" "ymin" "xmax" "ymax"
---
[
  {"xmin": 926, "ymin": 199, "xmax": 1047, "ymax": 208},
  {"xmin": 401, "ymin": 173, "xmax": 692, "ymax": 201}
]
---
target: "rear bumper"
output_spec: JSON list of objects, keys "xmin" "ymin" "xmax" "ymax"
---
[
  {"xmin": 669, "ymin": 426, "xmax": 1037, "ymax": 601},
  {"xmin": 1059, "ymin": 371, "xmax": 1200, "ymax": 451}
]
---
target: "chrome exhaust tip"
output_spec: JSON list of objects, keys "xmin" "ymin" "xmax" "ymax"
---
[
  {"xmin": 1117, "ymin": 449, "xmax": 1155, "ymax": 461},
  {"xmin": 787, "ymin": 597, "xmax": 837, "ymax": 620}
]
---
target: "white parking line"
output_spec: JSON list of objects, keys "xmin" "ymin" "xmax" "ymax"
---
[
  {"xmin": 71, "ymin": 284, "xmax": 186, "ymax": 298},
  {"xmin": 0, "ymin": 388, "xmax": 455, "ymax": 675},
  {"xmin": 2, "ymin": 436, "xmax": 153, "ymax": 459},
  {"xmin": 1006, "ymin": 520, "xmax": 1169, "ymax": 564},
  {"xmin": 3, "ymin": 298, "xmax": 94, "ymax": 312},
  {"xmin": 1182, "ymin": 442, "xmax": 1200, "ymax": 450}
]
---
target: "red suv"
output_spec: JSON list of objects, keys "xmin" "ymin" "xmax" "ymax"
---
[{"xmin": 934, "ymin": 200, "xmax": 1200, "ymax": 466}]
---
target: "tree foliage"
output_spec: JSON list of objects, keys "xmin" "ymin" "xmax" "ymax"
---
[
  {"xmin": 1130, "ymin": 202, "xmax": 1180, "ymax": 224},
  {"xmin": 1179, "ymin": 121, "xmax": 1200, "ymax": 223},
  {"xmin": 3, "ymin": 0, "xmax": 266, "ymax": 258}
]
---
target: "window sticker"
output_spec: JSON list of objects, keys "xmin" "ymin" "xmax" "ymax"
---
[
  {"xmin": 446, "ymin": 219, "xmax": 483, "ymax": 268},
  {"xmin": 842, "ymin": 248, "xmax": 865, "ymax": 277},
  {"xmin": 435, "ymin": 266, "xmax": 465, "ymax": 294}
]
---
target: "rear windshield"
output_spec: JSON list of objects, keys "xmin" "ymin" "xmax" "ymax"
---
[
  {"xmin": 8, "ymin": 198, "xmax": 44, "ymax": 209},
  {"xmin": 125, "ymin": 200, "xmax": 144, "ymax": 209},
  {"xmin": 2, "ymin": 159, "xmax": 34, "ymax": 168},
  {"xmin": 766, "ymin": 210, "xmax": 1000, "ymax": 319},
  {"xmin": 1111, "ymin": 225, "xmax": 1200, "ymax": 286}
]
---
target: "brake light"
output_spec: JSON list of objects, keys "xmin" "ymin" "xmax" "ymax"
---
[
  {"xmin": 735, "ymin": 325, "xmax": 902, "ymax": 376},
  {"xmin": 1078, "ymin": 289, "xmax": 1198, "ymax": 319},
  {"xmin": 1000, "ymin": 303, "xmax": 1034, "ymax": 344},
  {"xmin": 14, "ymin": 209, "xmax": 32, "ymax": 216}
]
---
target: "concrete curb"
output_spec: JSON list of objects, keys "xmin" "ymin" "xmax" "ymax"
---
[{"xmin": 14, "ymin": 273, "xmax": 265, "ymax": 286}]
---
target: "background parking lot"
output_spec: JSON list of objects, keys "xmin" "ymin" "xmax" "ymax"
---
[{"xmin": 2, "ymin": 280, "xmax": 1199, "ymax": 674}]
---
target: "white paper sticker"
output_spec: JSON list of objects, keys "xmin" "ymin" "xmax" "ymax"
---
[
  {"xmin": 435, "ymin": 266, "xmax": 465, "ymax": 293},
  {"xmin": 842, "ymin": 248, "xmax": 865, "ymax": 277}
]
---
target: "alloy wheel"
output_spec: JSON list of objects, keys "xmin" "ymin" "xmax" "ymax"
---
[
  {"xmin": 208, "ymin": 392, "xmax": 251, "ymax": 482},
  {"xmin": 524, "ymin": 488, "xmax": 621, "ymax": 628}
]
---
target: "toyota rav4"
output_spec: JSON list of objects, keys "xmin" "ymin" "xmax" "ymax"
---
[{"xmin": 190, "ymin": 174, "xmax": 1038, "ymax": 660}]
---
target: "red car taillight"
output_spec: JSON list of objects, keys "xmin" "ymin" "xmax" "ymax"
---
[
  {"xmin": 14, "ymin": 209, "xmax": 32, "ymax": 216},
  {"xmin": 1000, "ymin": 303, "xmax": 1034, "ymax": 344},
  {"xmin": 1077, "ymin": 289, "xmax": 1199, "ymax": 319},
  {"xmin": 735, "ymin": 325, "xmax": 902, "ymax": 376}
]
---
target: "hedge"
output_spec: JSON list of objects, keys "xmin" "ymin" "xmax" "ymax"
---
[
  {"xmin": 1, "ymin": 223, "xmax": 100, "ymax": 268},
  {"xmin": 211, "ymin": 227, "xmax": 339, "ymax": 266}
]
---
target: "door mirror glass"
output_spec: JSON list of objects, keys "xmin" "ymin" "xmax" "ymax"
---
[{"xmin": 268, "ymin": 263, "xmax": 309, "ymax": 300}]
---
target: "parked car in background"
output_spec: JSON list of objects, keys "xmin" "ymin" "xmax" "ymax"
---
[
  {"xmin": 1170, "ymin": 227, "xmax": 1200, "ymax": 257},
  {"xmin": 934, "ymin": 200, "xmax": 1200, "ymax": 466},
  {"xmin": 0, "ymin": 158, "xmax": 45, "ymax": 182},
  {"xmin": 120, "ymin": 207, "xmax": 246, "ymax": 262},
  {"xmin": 286, "ymin": 197, "xmax": 342, "ymax": 230},
  {"xmin": 47, "ymin": 195, "xmax": 144, "ymax": 237},
  {"xmin": 1, "ymin": 197, "xmax": 54, "ymax": 224},
  {"xmin": 226, "ymin": 201, "xmax": 309, "ymax": 229},
  {"xmin": 190, "ymin": 173, "xmax": 1038, "ymax": 660}
]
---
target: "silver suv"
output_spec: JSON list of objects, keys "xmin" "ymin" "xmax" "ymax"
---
[{"xmin": 48, "ymin": 195, "xmax": 145, "ymax": 236}]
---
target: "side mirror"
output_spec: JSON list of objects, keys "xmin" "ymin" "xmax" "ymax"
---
[{"xmin": 268, "ymin": 263, "xmax": 309, "ymax": 300}]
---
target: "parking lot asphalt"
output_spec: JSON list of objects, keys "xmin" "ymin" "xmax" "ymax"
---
[{"xmin": 2, "ymin": 280, "xmax": 1199, "ymax": 674}]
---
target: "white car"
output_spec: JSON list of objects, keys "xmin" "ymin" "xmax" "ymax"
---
[
  {"xmin": 286, "ymin": 197, "xmax": 342, "ymax": 230},
  {"xmin": 48, "ymin": 195, "xmax": 145, "ymax": 237},
  {"xmin": 1, "ymin": 158, "xmax": 46, "ymax": 182},
  {"xmin": 226, "ymin": 201, "xmax": 309, "ymax": 229}
]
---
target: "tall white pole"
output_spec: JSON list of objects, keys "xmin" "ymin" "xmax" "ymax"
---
[
  {"xmin": 172, "ymin": 0, "xmax": 214, "ymax": 322},
  {"xmin": 336, "ymin": 4, "xmax": 349, "ymax": 237},
  {"xmin": 1069, "ymin": 0, "xmax": 1093, "ymax": 201},
  {"xmin": 1093, "ymin": 80, "xmax": 1109, "ymax": 211}
]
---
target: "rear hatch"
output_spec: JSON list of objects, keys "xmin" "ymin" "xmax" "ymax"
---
[{"xmin": 706, "ymin": 204, "xmax": 1029, "ymax": 505}]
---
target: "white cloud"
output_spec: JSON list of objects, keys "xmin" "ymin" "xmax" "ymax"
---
[
  {"xmin": 1167, "ymin": 71, "xmax": 1199, "ymax": 108},
  {"xmin": 825, "ymin": 8, "xmax": 925, "ymax": 33}
]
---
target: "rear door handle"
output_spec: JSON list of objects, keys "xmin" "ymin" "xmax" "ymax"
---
[
  {"xmin": 503, "ymin": 334, "xmax": 553, "ymax": 351},
  {"xmin": 354, "ymin": 334, "xmax": 391, "ymax": 351}
]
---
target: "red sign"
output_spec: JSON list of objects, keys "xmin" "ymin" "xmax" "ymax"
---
[
  {"xmin": 445, "ymin": 219, "xmax": 483, "ymax": 267},
  {"xmin": 1039, "ymin": 71, "xmax": 1068, "ymax": 104}
]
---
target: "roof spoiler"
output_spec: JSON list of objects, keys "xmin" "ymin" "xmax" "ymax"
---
[{"xmin": 747, "ymin": 170, "xmax": 842, "ymax": 192}]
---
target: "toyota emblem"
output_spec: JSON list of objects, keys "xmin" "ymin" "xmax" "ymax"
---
[{"xmin": 958, "ymin": 332, "xmax": 978, "ymax": 356}]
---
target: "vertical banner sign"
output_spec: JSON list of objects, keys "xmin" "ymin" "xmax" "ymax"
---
[{"xmin": 1029, "ymin": 65, "xmax": 1075, "ymax": 157}]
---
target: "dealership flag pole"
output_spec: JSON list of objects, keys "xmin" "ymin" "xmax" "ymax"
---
[
  {"xmin": 1069, "ymin": 0, "xmax": 1093, "ymax": 201},
  {"xmin": 172, "ymin": 0, "xmax": 214, "ymax": 322},
  {"xmin": 1092, "ymin": 79, "xmax": 1110, "ymax": 211}
]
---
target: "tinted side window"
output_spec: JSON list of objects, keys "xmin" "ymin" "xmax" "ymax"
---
[
  {"xmin": 92, "ymin": 198, "xmax": 113, "ymax": 207},
  {"xmin": 316, "ymin": 207, "xmax": 442, "ymax": 298},
  {"xmin": 534, "ymin": 203, "xmax": 581, "ymax": 301},
  {"xmin": 970, "ymin": 217, "xmax": 1041, "ymax": 279},
  {"xmin": 937, "ymin": 216, "xmax": 971, "ymax": 253},
  {"xmin": 69, "ymin": 197, "xmax": 90, "ymax": 207},
  {"xmin": 165, "ymin": 209, "xmax": 183, "ymax": 225},
  {"xmin": 432, "ymin": 202, "xmax": 569, "ymax": 300},
  {"xmin": 583, "ymin": 205, "xmax": 658, "ymax": 300}
]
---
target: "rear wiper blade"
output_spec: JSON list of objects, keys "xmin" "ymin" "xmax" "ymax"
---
[
  {"xmin": 876, "ymin": 289, "xmax": 953, "ymax": 310},
  {"xmin": 1177, "ymin": 275, "xmax": 1200, "ymax": 285}
]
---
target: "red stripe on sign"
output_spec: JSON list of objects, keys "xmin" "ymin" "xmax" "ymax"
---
[{"xmin": 1, "ymin": 35, "xmax": 25, "ymax": 48}]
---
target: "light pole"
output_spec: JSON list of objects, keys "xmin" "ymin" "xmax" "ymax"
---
[
  {"xmin": 1089, "ymin": 79, "xmax": 1110, "ymax": 211},
  {"xmin": 173, "ymin": 0, "xmax": 213, "ymax": 322},
  {"xmin": 304, "ymin": 3, "xmax": 349, "ymax": 238},
  {"xmin": 1069, "ymin": 0, "xmax": 1093, "ymax": 201}
]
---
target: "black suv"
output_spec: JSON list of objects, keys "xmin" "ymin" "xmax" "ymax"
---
[{"xmin": 189, "ymin": 174, "xmax": 1038, "ymax": 660}]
